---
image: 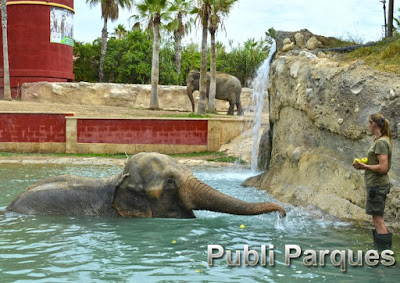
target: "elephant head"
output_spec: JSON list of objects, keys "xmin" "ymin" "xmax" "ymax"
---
[
  {"xmin": 186, "ymin": 70, "xmax": 201, "ymax": 112},
  {"xmin": 112, "ymin": 152, "xmax": 286, "ymax": 218}
]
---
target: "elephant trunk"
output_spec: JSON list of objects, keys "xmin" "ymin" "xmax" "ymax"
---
[
  {"xmin": 182, "ymin": 177, "xmax": 286, "ymax": 217},
  {"xmin": 186, "ymin": 86, "xmax": 195, "ymax": 112}
]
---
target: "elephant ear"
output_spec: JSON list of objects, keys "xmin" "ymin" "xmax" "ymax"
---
[{"xmin": 112, "ymin": 174, "xmax": 152, "ymax": 218}]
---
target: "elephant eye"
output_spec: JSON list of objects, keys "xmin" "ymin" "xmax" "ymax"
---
[{"xmin": 166, "ymin": 178, "xmax": 175, "ymax": 185}]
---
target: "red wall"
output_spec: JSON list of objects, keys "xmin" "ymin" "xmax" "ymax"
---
[
  {"xmin": 0, "ymin": 113, "xmax": 73, "ymax": 143},
  {"xmin": 0, "ymin": 114, "xmax": 209, "ymax": 146},
  {"xmin": 0, "ymin": 0, "xmax": 74, "ymax": 98},
  {"xmin": 77, "ymin": 119, "xmax": 208, "ymax": 145}
]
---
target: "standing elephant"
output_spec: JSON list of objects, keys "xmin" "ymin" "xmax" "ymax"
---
[
  {"xmin": 6, "ymin": 152, "xmax": 285, "ymax": 218},
  {"xmin": 186, "ymin": 70, "xmax": 243, "ymax": 115}
]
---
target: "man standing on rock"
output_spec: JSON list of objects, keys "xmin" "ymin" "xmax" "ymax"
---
[{"xmin": 353, "ymin": 113, "xmax": 393, "ymax": 249}]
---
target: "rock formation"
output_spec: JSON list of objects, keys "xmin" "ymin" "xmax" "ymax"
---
[
  {"xmin": 275, "ymin": 29, "xmax": 337, "ymax": 53},
  {"xmin": 244, "ymin": 30, "xmax": 400, "ymax": 230}
]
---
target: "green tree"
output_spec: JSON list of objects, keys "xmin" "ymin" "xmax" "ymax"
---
[
  {"xmin": 104, "ymin": 29, "xmax": 152, "ymax": 83},
  {"xmin": 208, "ymin": 0, "xmax": 237, "ymax": 111},
  {"xmin": 264, "ymin": 27, "xmax": 276, "ymax": 47},
  {"xmin": 165, "ymin": 0, "xmax": 194, "ymax": 76},
  {"xmin": 180, "ymin": 42, "xmax": 201, "ymax": 78},
  {"xmin": 134, "ymin": 0, "xmax": 170, "ymax": 110},
  {"xmin": 73, "ymin": 29, "xmax": 153, "ymax": 84},
  {"xmin": 194, "ymin": 0, "xmax": 212, "ymax": 114},
  {"xmin": 222, "ymin": 38, "xmax": 269, "ymax": 87},
  {"xmin": 158, "ymin": 38, "xmax": 180, "ymax": 85},
  {"xmin": 1, "ymin": 0, "xmax": 11, "ymax": 100},
  {"xmin": 86, "ymin": 0, "xmax": 132, "ymax": 82},
  {"xmin": 73, "ymin": 31, "xmax": 268, "ymax": 89},
  {"xmin": 73, "ymin": 40, "xmax": 101, "ymax": 82},
  {"xmin": 113, "ymin": 24, "xmax": 128, "ymax": 39}
]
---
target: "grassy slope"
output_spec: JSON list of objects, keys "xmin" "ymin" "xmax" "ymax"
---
[{"xmin": 342, "ymin": 36, "xmax": 400, "ymax": 74}]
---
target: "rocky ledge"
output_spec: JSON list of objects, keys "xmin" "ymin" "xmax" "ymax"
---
[{"xmin": 245, "ymin": 30, "xmax": 400, "ymax": 230}]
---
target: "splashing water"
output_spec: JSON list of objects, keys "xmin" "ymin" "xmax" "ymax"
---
[{"xmin": 249, "ymin": 40, "xmax": 277, "ymax": 172}]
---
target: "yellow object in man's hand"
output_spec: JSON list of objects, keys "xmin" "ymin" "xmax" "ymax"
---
[{"xmin": 353, "ymin": 157, "xmax": 368, "ymax": 164}]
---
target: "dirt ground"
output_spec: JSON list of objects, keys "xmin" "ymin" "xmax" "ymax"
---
[
  {"xmin": 0, "ymin": 100, "xmax": 255, "ymax": 166},
  {"xmin": 0, "ymin": 100, "xmax": 199, "ymax": 118}
]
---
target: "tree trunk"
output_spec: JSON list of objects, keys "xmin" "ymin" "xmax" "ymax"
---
[
  {"xmin": 388, "ymin": 0, "xmax": 394, "ymax": 37},
  {"xmin": 174, "ymin": 11, "xmax": 183, "ymax": 76},
  {"xmin": 150, "ymin": 16, "xmax": 160, "ymax": 110},
  {"xmin": 174, "ymin": 30, "xmax": 182, "ymax": 75},
  {"xmin": 99, "ymin": 17, "xmax": 108, "ymax": 83},
  {"xmin": 197, "ymin": 7, "xmax": 209, "ymax": 115},
  {"xmin": 208, "ymin": 29, "xmax": 216, "ymax": 112},
  {"xmin": 1, "ymin": 0, "xmax": 11, "ymax": 101}
]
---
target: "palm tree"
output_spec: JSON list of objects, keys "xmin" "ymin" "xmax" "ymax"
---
[
  {"xmin": 208, "ymin": 0, "xmax": 237, "ymax": 111},
  {"xmin": 166, "ymin": 0, "xmax": 194, "ymax": 75},
  {"xmin": 86, "ymin": 0, "xmax": 132, "ymax": 82},
  {"xmin": 134, "ymin": 0, "xmax": 170, "ymax": 110},
  {"xmin": 113, "ymin": 24, "xmax": 128, "ymax": 39},
  {"xmin": 194, "ymin": 0, "xmax": 212, "ymax": 115},
  {"xmin": 1, "ymin": 0, "xmax": 11, "ymax": 101}
]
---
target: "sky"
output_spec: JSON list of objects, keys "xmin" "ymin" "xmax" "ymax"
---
[{"xmin": 74, "ymin": 0, "xmax": 400, "ymax": 47}]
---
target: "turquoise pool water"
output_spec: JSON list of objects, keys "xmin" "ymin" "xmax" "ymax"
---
[{"xmin": 0, "ymin": 163, "xmax": 398, "ymax": 282}]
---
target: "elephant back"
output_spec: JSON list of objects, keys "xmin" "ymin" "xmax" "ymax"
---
[
  {"xmin": 7, "ymin": 175, "xmax": 121, "ymax": 215},
  {"xmin": 215, "ymin": 73, "xmax": 242, "ymax": 101}
]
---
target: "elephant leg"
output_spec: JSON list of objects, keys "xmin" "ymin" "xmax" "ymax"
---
[
  {"xmin": 189, "ymin": 95, "xmax": 195, "ymax": 112},
  {"xmin": 227, "ymin": 102, "xmax": 235, "ymax": 115},
  {"xmin": 236, "ymin": 101, "xmax": 243, "ymax": 115}
]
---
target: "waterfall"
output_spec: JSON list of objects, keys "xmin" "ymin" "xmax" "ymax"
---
[{"xmin": 249, "ymin": 40, "xmax": 276, "ymax": 172}]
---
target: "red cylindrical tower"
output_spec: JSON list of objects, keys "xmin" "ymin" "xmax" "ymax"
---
[{"xmin": 0, "ymin": 0, "xmax": 75, "ymax": 98}]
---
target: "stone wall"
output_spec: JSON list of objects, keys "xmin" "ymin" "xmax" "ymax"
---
[
  {"xmin": 21, "ymin": 82, "xmax": 253, "ymax": 114},
  {"xmin": 0, "ymin": 112, "xmax": 248, "ymax": 155},
  {"xmin": 245, "ymin": 32, "xmax": 400, "ymax": 230}
]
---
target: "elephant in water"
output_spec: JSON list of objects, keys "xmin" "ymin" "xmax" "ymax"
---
[
  {"xmin": 186, "ymin": 70, "xmax": 243, "ymax": 115},
  {"xmin": 6, "ymin": 152, "xmax": 286, "ymax": 218}
]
